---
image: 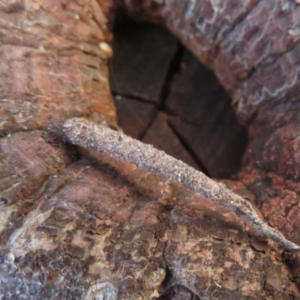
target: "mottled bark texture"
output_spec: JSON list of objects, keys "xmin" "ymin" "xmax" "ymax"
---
[
  {"xmin": 118, "ymin": 0, "xmax": 300, "ymax": 283},
  {"xmin": 1, "ymin": 0, "xmax": 300, "ymax": 299},
  {"xmin": 63, "ymin": 117, "xmax": 300, "ymax": 251}
]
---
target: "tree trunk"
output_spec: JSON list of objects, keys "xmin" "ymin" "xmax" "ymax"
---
[{"xmin": 1, "ymin": 0, "xmax": 300, "ymax": 299}]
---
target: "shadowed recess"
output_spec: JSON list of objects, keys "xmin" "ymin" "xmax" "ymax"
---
[{"xmin": 109, "ymin": 19, "xmax": 248, "ymax": 179}]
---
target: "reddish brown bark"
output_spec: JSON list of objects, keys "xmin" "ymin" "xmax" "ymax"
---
[
  {"xmin": 118, "ymin": 0, "xmax": 300, "ymax": 272},
  {"xmin": 1, "ymin": 0, "xmax": 300, "ymax": 299},
  {"xmin": 0, "ymin": 0, "xmax": 116, "ymax": 136}
]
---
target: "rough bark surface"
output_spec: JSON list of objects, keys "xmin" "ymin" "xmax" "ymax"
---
[
  {"xmin": 1, "ymin": 0, "xmax": 300, "ymax": 299},
  {"xmin": 0, "ymin": 0, "xmax": 117, "ymax": 136},
  {"xmin": 118, "ymin": 0, "xmax": 300, "ymax": 282}
]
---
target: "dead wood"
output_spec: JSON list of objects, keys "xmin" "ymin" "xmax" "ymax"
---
[{"xmin": 1, "ymin": 0, "xmax": 300, "ymax": 299}]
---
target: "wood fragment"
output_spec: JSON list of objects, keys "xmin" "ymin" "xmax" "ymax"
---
[{"xmin": 63, "ymin": 117, "xmax": 300, "ymax": 252}]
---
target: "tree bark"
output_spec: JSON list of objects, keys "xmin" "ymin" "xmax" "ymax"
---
[
  {"xmin": 1, "ymin": 0, "xmax": 300, "ymax": 299},
  {"xmin": 117, "ymin": 0, "xmax": 300, "ymax": 285}
]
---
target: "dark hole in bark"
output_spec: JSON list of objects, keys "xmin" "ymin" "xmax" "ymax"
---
[
  {"xmin": 109, "ymin": 20, "xmax": 248, "ymax": 179},
  {"xmin": 0, "ymin": 197, "xmax": 8, "ymax": 206},
  {"xmin": 158, "ymin": 283, "xmax": 202, "ymax": 300}
]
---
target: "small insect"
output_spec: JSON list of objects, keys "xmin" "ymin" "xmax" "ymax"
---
[{"xmin": 63, "ymin": 117, "xmax": 300, "ymax": 252}]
